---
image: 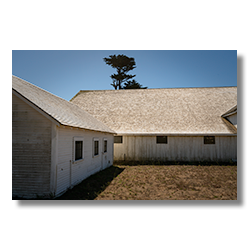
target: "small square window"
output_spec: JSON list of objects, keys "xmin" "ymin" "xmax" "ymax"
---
[
  {"xmin": 156, "ymin": 136, "xmax": 168, "ymax": 144},
  {"xmin": 204, "ymin": 136, "xmax": 215, "ymax": 144},
  {"xmin": 114, "ymin": 136, "xmax": 123, "ymax": 143}
]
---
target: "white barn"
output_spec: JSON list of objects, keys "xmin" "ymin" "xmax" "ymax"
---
[
  {"xmin": 12, "ymin": 76, "xmax": 115, "ymax": 199},
  {"xmin": 71, "ymin": 87, "xmax": 237, "ymax": 162}
]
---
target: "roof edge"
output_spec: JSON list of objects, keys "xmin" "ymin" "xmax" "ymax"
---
[
  {"xmin": 70, "ymin": 90, "xmax": 81, "ymax": 102},
  {"xmin": 59, "ymin": 124, "xmax": 117, "ymax": 134},
  {"xmin": 13, "ymin": 77, "xmax": 116, "ymax": 134},
  {"xmin": 12, "ymin": 75, "xmax": 70, "ymax": 103},
  {"xmin": 13, "ymin": 88, "xmax": 116, "ymax": 134},
  {"xmin": 12, "ymin": 89, "xmax": 61, "ymax": 126},
  {"xmin": 221, "ymin": 104, "xmax": 237, "ymax": 117},
  {"xmin": 114, "ymin": 133, "xmax": 237, "ymax": 136}
]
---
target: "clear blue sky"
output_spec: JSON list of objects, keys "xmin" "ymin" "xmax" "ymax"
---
[{"xmin": 12, "ymin": 50, "xmax": 237, "ymax": 101}]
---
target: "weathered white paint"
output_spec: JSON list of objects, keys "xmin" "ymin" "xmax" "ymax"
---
[
  {"xmin": 12, "ymin": 93, "xmax": 114, "ymax": 199},
  {"xmin": 55, "ymin": 126, "xmax": 113, "ymax": 197},
  {"xmin": 12, "ymin": 93, "xmax": 52, "ymax": 198},
  {"xmin": 50, "ymin": 123, "xmax": 58, "ymax": 195},
  {"xmin": 114, "ymin": 135, "xmax": 237, "ymax": 162},
  {"xmin": 12, "ymin": 89, "xmax": 60, "ymax": 126}
]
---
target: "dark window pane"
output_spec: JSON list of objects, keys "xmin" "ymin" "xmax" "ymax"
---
[
  {"xmin": 114, "ymin": 136, "xmax": 123, "ymax": 143},
  {"xmin": 156, "ymin": 136, "xmax": 167, "ymax": 144},
  {"xmin": 204, "ymin": 136, "xmax": 215, "ymax": 144},
  {"xmin": 94, "ymin": 141, "xmax": 99, "ymax": 155},
  {"xmin": 75, "ymin": 141, "xmax": 83, "ymax": 160},
  {"xmin": 104, "ymin": 140, "xmax": 107, "ymax": 152}
]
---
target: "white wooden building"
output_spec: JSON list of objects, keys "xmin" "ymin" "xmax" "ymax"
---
[
  {"xmin": 12, "ymin": 75, "xmax": 237, "ymax": 198},
  {"xmin": 12, "ymin": 76, "xmax": 115, "ymax": 199},
  {"xmin": 71, "ymin": 87, "xmax": 237, "ymax": 162}
]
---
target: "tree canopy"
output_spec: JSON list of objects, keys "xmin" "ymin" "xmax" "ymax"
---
[
  {"xmin": 123, "ymin": 79, "xmax": 147, "ymax": 89},
  {"xmin": 103, "ymin": 54, "xmax": 147, "ymax": 89}
]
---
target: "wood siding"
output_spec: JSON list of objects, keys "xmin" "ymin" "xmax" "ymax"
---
[
  {"xmin": 114, "ymin": 135, "xmax": 237, "ymax": 162},
  {"xmin": 12, "ymin": 94, "xmax": 52, "ymax": 198},
  {"xmin": 55, "ymin": 126, "xmax": 113, "ymax": 196}
]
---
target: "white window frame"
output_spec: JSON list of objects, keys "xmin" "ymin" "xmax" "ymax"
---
[
  {"xmin": 103, "ymin": 138, "xmax": 108, "ymax": 154},
  {"xmin": 93, "ymin": 138, "xmax": 99, "ymax": 157},
  {"xmin": 73, "ymin": 137, "xmax": 84, "ymax": 163}
]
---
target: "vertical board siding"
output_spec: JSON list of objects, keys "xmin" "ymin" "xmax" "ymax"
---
[
  {"xmin": 12, "ymin": 94, "xmax": 52, "ymax": 198},
  {"xmin": 114, "ymin": 135, "xmax": 237, "ymax": 162},
  {"xmin": 56, "ymin": 126, "xmax": 113, "ymax": 196}
]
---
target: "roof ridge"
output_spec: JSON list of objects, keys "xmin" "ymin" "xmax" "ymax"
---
[
  {"xmin": 78, "ymin": 86, "xmax": 237, "ymax": 92},
  {"xmin": 71, "ymin": 84, "xmax": 237, "ymax": 134},
  {"xmin": 70, "ymin": 85, "xmax": 237, "ymax": 101},
  {"xmin": 69, "ymin": 86, "xmax": 237, "ymax": 102},
  {"xmin": 83, "ymin": 86, "xmax": 237, "ymax": 92}
]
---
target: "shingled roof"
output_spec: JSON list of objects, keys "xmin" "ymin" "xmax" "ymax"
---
[
  {"xmin": 12, "ymin": 76, "xmax": 115, "ymax": 134},
  {"xmin": 71, "ymin": 87, "xmax": 237, "ymax": 135},
  {"xmin": 222, "ymin": 105, "xmax": 237, "ymax": 117}
]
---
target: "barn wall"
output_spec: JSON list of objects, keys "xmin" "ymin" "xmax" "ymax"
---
[
  {"xmin": 12, "ymin": 94, "xmax": 52, "ymax": 198},
  {"xmin": 114, "ymin": 135, "xmax": 237, "ymax": 162},
  {"xmin": 55, "ymin": 126, "xmax": 113, "ymax": 196}
]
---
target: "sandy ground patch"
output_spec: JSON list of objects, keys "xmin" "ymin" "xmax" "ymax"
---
[{"xmin": 95, "ymin": 165, "xmax": 237, "ymax": 200}]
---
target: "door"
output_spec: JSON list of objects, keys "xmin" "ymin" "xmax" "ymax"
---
[{"xmin": 56, "ymin": 162, "xmax": 71, "ymax": 196}]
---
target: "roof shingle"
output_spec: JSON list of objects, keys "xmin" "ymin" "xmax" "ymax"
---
[
  {"xmin": 71, "ymin": 87, "xmax": 237, "ymax": 135},
  {"xmin": 12, "ymin": 76, "xmax": 115, "ymax": 134}
]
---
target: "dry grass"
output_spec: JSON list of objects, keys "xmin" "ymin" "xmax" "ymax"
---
[{"xmin": 57, "ymin": 164, "xmax": 237, "ymax": 200}]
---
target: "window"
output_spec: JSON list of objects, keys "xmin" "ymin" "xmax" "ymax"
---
[
  {"xmin": 103, "ymin": 139, "xmax": 107, "ymax": 153},
  {"xmin": 93, "ymin": 138, "xmax": 99, "ymax": 156},
  {"xmin": 94, "ymin": 140, "xmax": 99, "ymax": 156},
  {"xmin": 114, "ymin": 136, "xmax": 123, "ymax": 143},
  {"xmin": 73, "ymin": 137, "xmax": 84, "ymax": 161},
  {"xmin": 204, "ymin": 136, "xmax": 215, "ymax": 144},
  {"xmin": 156, "ymin": 136, "xmax": 168, "ymax": 144},
  {"xmin": 75, "ymin": 141, "xmax": 83, "ymax": 160}
]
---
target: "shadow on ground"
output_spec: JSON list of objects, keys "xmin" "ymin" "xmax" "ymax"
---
[{"xmin": 56, "ymin": 165, "xmax": 125, "ymax": 200}]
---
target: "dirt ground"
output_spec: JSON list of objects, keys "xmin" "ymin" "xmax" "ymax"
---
[{"xmin": 95, "ymin": 165, "xmax": 237, "ymax": 200}]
